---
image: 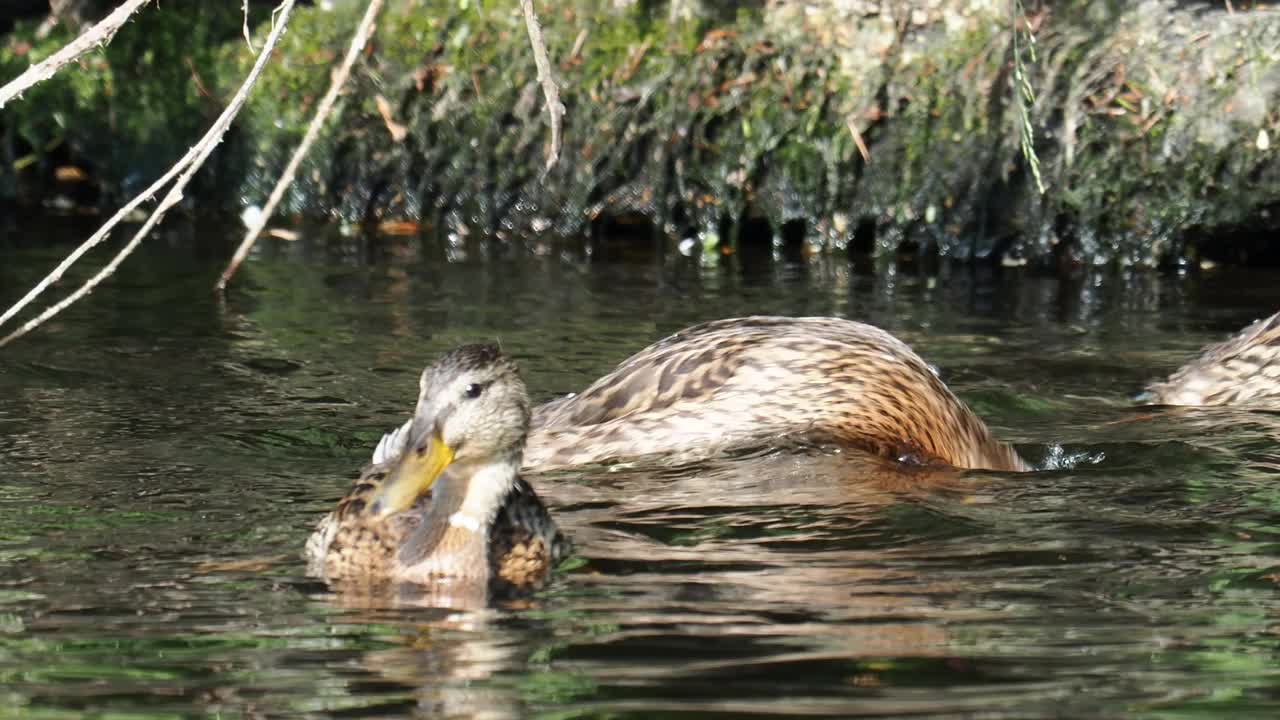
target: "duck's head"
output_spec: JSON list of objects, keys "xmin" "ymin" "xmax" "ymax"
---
[{"xmin": 369, "ymin": 344, "xmax": 530, "ymax": 518}]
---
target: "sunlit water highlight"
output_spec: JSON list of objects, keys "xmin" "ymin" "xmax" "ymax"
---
[{"xmin": 3, "ymin": 223, "xmax": 1280, "ymax": 718}]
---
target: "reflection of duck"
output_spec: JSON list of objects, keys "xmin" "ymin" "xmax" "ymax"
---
[
  {"xmin": 307, "ymin": 344, "xmax": 568, "ymax": 598},
  {"xmin": 378, "ymin": 317, "xmax": 1032, "ymax": 473},
  {"xmin": 1144, "ymin": 310, "xmax": 1280, "ymax": 408}
]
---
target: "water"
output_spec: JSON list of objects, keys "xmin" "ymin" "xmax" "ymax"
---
[{"xmin": 3, "ymin": 220, "xmax": 1280, "ymax": 718}]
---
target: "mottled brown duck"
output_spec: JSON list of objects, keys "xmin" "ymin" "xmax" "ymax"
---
[
  {"xmin": 376, "ymin": 316, "xmax": 1031, "ymax": 473},
  {"xmin": 307, "ymin": 344, "xmax": 569, "ymax": 598},
  {"xmin": 1144, "ymin": 309, "xmax": 1280, "ymax": 408}
]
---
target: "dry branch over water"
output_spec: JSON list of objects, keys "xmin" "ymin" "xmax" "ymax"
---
[
  {"xmin": 217, "ymin": 0, "xmax": 389, "ymax": 290},
  {"xmin": 0, "ymin": 0, "xmax": 301, "ymax": 347},
  {"xmin": 0, "ymin": 0, "xmax": 570, "ymax": 344},
  {"xmin": 519, "ymin": 0, "xmax": 564, "ymax": 174},
  {"xmin": 218, "ymin": 0, "xmax": 563, "ymax": 289},
  {"xmin": 0, "ymin": 0, "xmax": 151, "ymax": 109}
]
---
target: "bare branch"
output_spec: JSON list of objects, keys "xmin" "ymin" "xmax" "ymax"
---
[
  {"xmin": 0, "ymin": 0, "xmax": 152, "ymax": 110},
  {"xmin": 0, "ymin": 0, "xmax": 301, "ymax": 348},
  {"xmin": 242, "ymin": 0, "xmax": 256, "ymax": 51},
  {"xmin": 217, "ymin": 0, "xmax": 387, "ymax": 290},
  {"xmin": 845, "ymin": 116, "xmax": 871, "ymax": 164},
  {"xmin": 0, "ymin": 142, "xmax": 184, "ymax": 330},
  {"xmin": 519, "ymin": 0, "xmax": 564, "ymax": 174}
]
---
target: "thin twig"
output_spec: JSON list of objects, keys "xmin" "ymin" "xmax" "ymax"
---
[
  {"xmin": 0, "ymin": 140, "xmax": 189, "ymax": 329},
  {"xmin": 519, "ymin": 0, "xmax": 564, "ymax": 174},
  {"xmin": 242, "ymin": 0, "xmax": 256, "ymax": 51},
  {"xmin": 0, "ymin": 0, "xmax": 300, "ymax": 348},
  {"xmin": 0, "ymin": 0, "xmax": 152, "ymax": 109},
  {"xmin": 217, "ymin": 0, "xmax": 387, "ymax": 290},
  {"xmin": 845, "ymin": 116, "xmax": 871, "ymax": 163}
]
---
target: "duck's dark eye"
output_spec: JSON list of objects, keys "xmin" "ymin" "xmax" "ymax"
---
[{"xmin": 463, "ymin": 383, "xmax": 484, "ymax": 399}]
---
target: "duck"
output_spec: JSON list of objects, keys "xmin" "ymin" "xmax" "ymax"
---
[
  {"xmin": 306, "ymin": 344, "xmax": 569, "ymax": 598},
  {"xmin": 375, "ymin": 316, "xmax": 1032, "ymax": 473},
  {"xmin": 1143, "ymin": 309, "xmax": 1280, "ymax": 408}
]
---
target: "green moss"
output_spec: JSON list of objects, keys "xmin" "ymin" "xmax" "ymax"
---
[
  {"xmin": 4, "ymin": 1, "xmax": 1279, "ymax": 266},
  {"xmin": 1, "ymin": 4, "xmax": 274, "ymax": 204}
]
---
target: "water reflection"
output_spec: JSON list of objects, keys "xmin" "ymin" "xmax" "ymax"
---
[{"xmin": 3, "ymin": 226, "xmax": 1280, "ymax": 717}]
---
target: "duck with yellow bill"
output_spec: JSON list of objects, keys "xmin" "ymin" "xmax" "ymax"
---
[{"xmin": 306, "ymin": 344, "xmax": 569, "ymax": 599}]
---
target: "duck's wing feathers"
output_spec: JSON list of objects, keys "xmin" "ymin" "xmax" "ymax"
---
[
  {"xmin": 305, "ymin": 465, "xmax": 408, "ymax": 579},
  {"xmin": 532, "ymin": 318, "xmax": 787, "ymax": 429},
  {"xmin": 370, "ymin": 419, "xmax": 412, "ymax": 465},
  {"xmin": 488, "ymin": 476, "xmax": 569, "ymax": 596}
]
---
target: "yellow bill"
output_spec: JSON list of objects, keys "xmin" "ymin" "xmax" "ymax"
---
[{"xmin": 369, "ymin": 430, "xmax": 455, "ymax": 517}]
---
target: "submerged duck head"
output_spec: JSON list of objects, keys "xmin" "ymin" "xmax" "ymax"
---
[{"xmin": 369, "ymin": 343, "xmax": 531, "ymax": 519}]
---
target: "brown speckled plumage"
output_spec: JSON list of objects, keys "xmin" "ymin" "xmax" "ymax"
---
[
  {"xmin": 1145, "ymin": 310, "xmax": 1280, "ymax": 408},
  {"xmin": 488, "ymin": 476, "xmax": 567, "ymax": 596},
  {"xmin": 307, "ymin": 467, "xmax": 568, "ymax": 594},
  {"xmin": 306, "ymin": 344, "xmax": 569, "ymax": 597},
  {"xmin": 525, "ymin": 316, "xmax": 1029, "ymax": 472}
]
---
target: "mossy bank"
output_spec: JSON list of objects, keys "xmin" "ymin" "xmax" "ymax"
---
[{"xmin": 2, "ymin": 0, "xmax": 1278, "ymax": 268}]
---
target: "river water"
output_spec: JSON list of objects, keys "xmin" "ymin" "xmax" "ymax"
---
[{"xmin": 2, "ymin": 219, "xmax": 1280, "ymax": 718}]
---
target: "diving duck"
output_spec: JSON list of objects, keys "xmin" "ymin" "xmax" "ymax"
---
[
  {"xmin": 1144, "ymin": 309, "xmax": 1280, "ymax": 407},
  {"xmin": 306, "ymin": 344, "xmax": 569, "ymax": 597},
  {"xmin": 376, "ymin": 316, "xmax": 1031, "ymax": 473}
]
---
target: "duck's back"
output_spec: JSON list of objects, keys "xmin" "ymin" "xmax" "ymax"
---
[
  {"xmin": 1145, "ymin": 310, "xmax": 1280, "ymax": 407},
  {"xmin": 528, "ymin": 316, "xmax": 1028, "ymax": 472}
]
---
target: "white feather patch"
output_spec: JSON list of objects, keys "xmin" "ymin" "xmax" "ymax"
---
[
  {"xmin": 448, "ymin": 512, "xmax": 483, "ymax": 532},
  {"xmin": 371, "ymin": 419, "xmax": 412, "ymax": 465}
]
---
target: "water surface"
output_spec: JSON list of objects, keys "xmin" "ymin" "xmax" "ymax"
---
[{"xmin": 3, "ymin": 222, "xmax": 1280, "ymax": 718}]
